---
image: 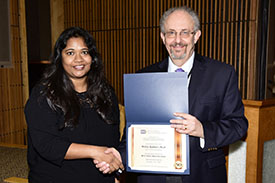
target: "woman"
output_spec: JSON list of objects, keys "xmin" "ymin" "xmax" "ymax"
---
[{"xmin": 24, "ymin": 27, "xmax": 123, "ymax": 183}]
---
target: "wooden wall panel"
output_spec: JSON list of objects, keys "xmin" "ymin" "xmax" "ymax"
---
[
  {"xmin": 50, "ymin": 0, "xmax": 64, "ymax": 48},
  {"xmin": 243, "ymin": 99, "xmax": 275, "ymax": 183},
  {"xmin": 0, "ymin": 0, "xmax": 27, "ymax": 144},
  {"xmin": 0, "ymin": 0, "xmax": 262, "ymax": 145},
  {"xmin": 61, "ymin": 0, "xmax": 260, "ymax": 104}
]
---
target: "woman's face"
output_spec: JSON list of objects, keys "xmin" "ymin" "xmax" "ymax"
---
[{"xmin": 61, "ymin": 37, "xmax": 92, "ymax": 83}]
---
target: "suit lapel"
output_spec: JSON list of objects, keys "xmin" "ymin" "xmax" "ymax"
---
[
  {"xmin": 188, "ymin": 54, "xmax": 206, "ymax": 114},
  {"xmin": 157, "ymin": 58, "xmax": 169, "ymax": 72}
]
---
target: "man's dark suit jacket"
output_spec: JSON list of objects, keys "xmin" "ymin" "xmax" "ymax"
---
[{"xmin": 119, "ymin": 53, "xmax": 248, "ymax": 183}]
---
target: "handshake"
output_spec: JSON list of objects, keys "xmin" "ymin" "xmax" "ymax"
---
[{"xmin": 93, "ymin": 147, "xmax": 124, "ymax": 174}]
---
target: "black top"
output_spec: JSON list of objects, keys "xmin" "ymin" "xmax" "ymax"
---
[{"xmin": 24, "ymin": 85, "xmax": 120, "ymax": 183}]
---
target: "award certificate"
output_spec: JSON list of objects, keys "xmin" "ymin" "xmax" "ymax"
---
[{"xmin": 127, "ymin": 124, "xmax": 189, "ymax": 174}]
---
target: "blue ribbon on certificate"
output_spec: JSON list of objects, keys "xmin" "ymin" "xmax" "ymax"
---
[{"xmin": 124, "ymin": 72, "xmax": 190, "ymax": 174}]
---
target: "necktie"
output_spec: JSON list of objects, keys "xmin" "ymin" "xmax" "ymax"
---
[{"xmin": 175, "ymin": 68, "xmax": 184, "ymax": 72}]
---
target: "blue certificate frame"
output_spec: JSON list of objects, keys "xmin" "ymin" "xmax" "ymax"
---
[{"xmin": 124, "ymin": 73, "xmax": 190, "ymax": 174}]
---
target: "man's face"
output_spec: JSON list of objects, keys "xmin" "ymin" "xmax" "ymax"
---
[{"xmin": 160, "ymin": 10, "xmax": 201, "ymax": 67}]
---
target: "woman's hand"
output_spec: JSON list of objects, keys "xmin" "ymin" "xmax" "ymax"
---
[{"xmin": 65, "ymin": 143, "xmax": 124, "ymax": 174}]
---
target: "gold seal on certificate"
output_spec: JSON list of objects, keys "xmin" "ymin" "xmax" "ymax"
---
[
  {"xmin": 175, "ymin": 161, "xmax": 183, "ymax": 169},
  {"xmin": 127, "ymin": 124, "xmax": 189, "ymax": 174}
]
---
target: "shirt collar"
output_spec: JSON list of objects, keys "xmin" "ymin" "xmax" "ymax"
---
[{"xmin": 168, "ymin": 52, "xmax": 195, "ymax": 73}]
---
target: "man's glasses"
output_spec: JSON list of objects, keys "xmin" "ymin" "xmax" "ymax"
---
[{"xmin": 164, "ymin": 30, "xmax": 196, "ymax": 39}]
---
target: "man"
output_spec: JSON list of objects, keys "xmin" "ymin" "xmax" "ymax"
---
[
  {"xmin": 133, "ymin": 6, "xmax": 248, "ymax": 183},
  {"xmin": 96, "ymin": 6, "xmax": 248, "ymax": 183}
]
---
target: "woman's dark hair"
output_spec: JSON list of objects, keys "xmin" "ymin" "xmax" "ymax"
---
[{"xmin": 40, "ymin": 26, "xmax": 115, "ymax": 129}]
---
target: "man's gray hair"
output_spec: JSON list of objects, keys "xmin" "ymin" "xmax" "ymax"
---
[{"xmin": 160, "ymin": 6, "xmax": 200, "ymax": 33}]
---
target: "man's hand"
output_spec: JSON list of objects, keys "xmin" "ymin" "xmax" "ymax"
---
[{"xmin": 170, "ymin": 112, "xmax": 204, "ymax": 138}]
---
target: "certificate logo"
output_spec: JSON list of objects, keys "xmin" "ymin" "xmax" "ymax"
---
[{"xmin": 140, "ymin": 129, "xmax": 146, "ymax": 134}]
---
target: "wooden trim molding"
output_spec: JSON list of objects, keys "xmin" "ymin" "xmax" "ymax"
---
[
  {"xmin": 19, "ymin": 0, "xmax": 29, "ymax": 106},
  {"xmin": 243, "ymin": 98, "xmax": 275, "ymax": 107}
]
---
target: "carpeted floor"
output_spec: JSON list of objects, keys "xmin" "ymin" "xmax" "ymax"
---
[{"xmin": 0, "ymin": 146, "xmax": 28, "ymax": 183}]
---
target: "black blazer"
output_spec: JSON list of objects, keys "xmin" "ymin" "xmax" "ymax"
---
[{"xmin": 120, "ymin": 53, "xmax": 248, "ymax": 183}]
